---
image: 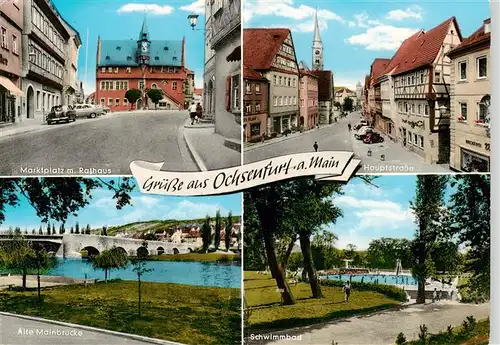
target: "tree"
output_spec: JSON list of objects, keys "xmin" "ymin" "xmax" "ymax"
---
[
  {"xmin": 201, "ymin": 216, "xmax": 212, "ymax": 252},
  {"xmin": 102, "ymin": 226, "xmax": 108, "ymax": 236},
  {"xmin": 51, "ymin": 224, "xmax": 56, "ymax": 235},
  {"xmin": 70, "ymin": 226, "xmax": 74, "ymax": 234},
  {"xmin": 91, "ymin": 247, "xmax": 128, "ymax": 283},
  {"xmin": 334, "ymin": 101, "xmax": 342, "ymax": 110},
  {"xmin": 46, "ymin": 222, "xmax": 51, "ymax": 235},
  {"xmin": 30, "ymin": 243, "xmax": 57, "ymax": 304},
  {"xmin": 132, "ymin": 242, "xmax": 153, "ymax": 317},
  {"xmin": 410, "ymin": 175, "xmax": 448, "ymax": 304},
  {"xmin": 85, "ymin": 224, "xmax": 91, "ymax": 235},
  {"xmin": 75, "ymin": 222, "xmax": 80, "ymax": 234},
  {"xmin": 447, "ymin": 175, "xmax": 490, "ymax": 301},
  {"xmin": 0, "ymin": 231, "xmax": 35, "ymax": 289},
  {"xmin": 146, "ymin": 89, "xmax": 163, "ymax": 109},
  {"xmin": 125, "ymin": 89, "xmax": 142, "ymax": 110},
  {"xmin": 312, "ymin": 230, "xmax": 339, "ymax": 270},
  {"xmin": 225, "ymin": 212, "xmax": 233, "ymax": 251},
  {"xmin": 0, "ymin": 178, "xmax": 134, "ymax": 226},
  {"xmin": 38, "ymin": 226, "xmax": 43, "ymax": 235},
  {"xmin": 345, "ymin": 243, "xmax": 357, "ymax": 259},
  {"xmin": 343, "ymin": 97, "xmax": 354, "ymax": 112},
  {"xmin": 31, "ymin": 229, "xmax": 35, "ymax": 235},
  {"xmin": 214, "ymin": 210, "xmax": 222, "ymax": 250}
]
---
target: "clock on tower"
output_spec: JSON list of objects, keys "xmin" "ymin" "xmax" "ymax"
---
[{"xmin": 141, "ymin": 41, "xmax": 148, "ymax": 53}]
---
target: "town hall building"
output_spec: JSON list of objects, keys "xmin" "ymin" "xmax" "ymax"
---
[{"xmin": 95, "ymin": 19, "xmax": 190, "ymax": 111}]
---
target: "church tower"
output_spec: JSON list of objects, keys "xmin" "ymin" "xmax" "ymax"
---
[
  {"xmin": 312, "ymin": 10, "xmax": 323, "ymax": 71},
  {"xmin": 137, "ymin": 17, "xmax": 151, "ymax": 65}
]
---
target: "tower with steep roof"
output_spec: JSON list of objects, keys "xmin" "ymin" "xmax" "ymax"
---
[
  {"xmin": 312, "ymin": 10, "xmax": 323, "ymax": 71},
  {"xmin": 137, "ymin": 17, "xmax": 151, "ymax": 65}
]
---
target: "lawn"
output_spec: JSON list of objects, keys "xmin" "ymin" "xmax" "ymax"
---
[
  {"xmin": 149, "ymin": 252, "xmax": 240, "ymax": 262},
  {"xmin": 0, "ymin": 280, "xmax": 241, "ymax": 345},
  {"xmin": 406, "ymin": 318, "xmax": 489, "ymax": 345},
  {"xmin": 244, "ymin": 271, "xmax": 401, "ymax": 331}
]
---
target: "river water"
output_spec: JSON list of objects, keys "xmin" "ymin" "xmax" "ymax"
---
[{"xmin": 48, "ymin": 258, "xmax": 241, "ymax": 288}]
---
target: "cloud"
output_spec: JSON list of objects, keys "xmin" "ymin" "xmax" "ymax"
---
[
  {"xmin": 386, "ymin": 6, "xmax": 423, "ymax": 21},
  {"xmin": 166, "ymin": 200, "xmax": 228, "ymax": 220},
  {"xmin": 346, "ymin": 25, "xmax": 419, "ymax": 51},
  {"xmin": 135, "ymin": 196, "xmax": 160, "ymax": 208},
  {"xmin": 117, "ymin": 3, "xmax": 174, "ymax": 15},
  {"xmin": 244, "ymin": 0, "xmax": 344, "ymax": 25},
  {"xmin": 180, "ymin": 0, "xmax": 205, "ymax": 15},
  {"xmin": 349, "ymin": 12, "xmax": 383, "ymax": 29}
]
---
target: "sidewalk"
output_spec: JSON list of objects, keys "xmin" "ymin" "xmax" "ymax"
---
[{"xmin": 182, "ymin": 120, "xmax": 241, "ymax": 171}]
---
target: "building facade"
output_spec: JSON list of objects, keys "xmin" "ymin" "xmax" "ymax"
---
[
  {"xmin": 243, "ymin": 65, "xmax": 268, "ymax": 142},
  {"xmin": 22, "ymin": 0, "xmax": 72, "ymax": 123},
  {"xmin": 184, "ymin": 69, "xmax": 194, "ymax": 108},
  {"xmin": 334, "ymin": 86, "xmax": 356, "ymax": 106},
  {"xmin": 244, "ymin": 28, "xmax": 299, "ymax": 135},
  {"xmin": 391, "ymin": 17, "xmax": 462, "ymax": 164},
  {"xmin": 299, "ymin": 70, "xmax": 318, "ymax": 130},
  {"xmin": 61, "ymin": 18, "xmax": 81, "ymax": 106},
  {"xmin": 206, "ymin": 0, "xmax": 241, "ymax": 150},
  {"xmin": 368, "ymin": 58, "xmax": 390, "ymax": 134},
  {"xmin": 355, "ymin": 81, "xmax": 363, "ymax": 109},
  {"xmin": 0, "ymin": 0, "xmax": 24, "ymax": 124},
  {"xmin": 95, "ymin": 19, "xmax": 188, "ymax": 112},
  {"xmin": 203, "ymin": 0, "xmax": 216, "ymax": 122},
  {"xmin": 448, "ymin": 19, "xmax": 490, "ymax": 172}
]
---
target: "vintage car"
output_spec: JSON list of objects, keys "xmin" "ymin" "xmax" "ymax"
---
[
  {"xmin": 72, "ymin": 104, "xmax": 105, "ymax": 118},
  {"xmin": 46, "ymin": 105, "xmax": 76, "ymax": 125},
  {"xmin": 354, "ymin": 126, "xmax": 373, "ymax": 140},
  {"xmin": 363, "ymin": 131, "xmax": 384, "ymax": 144}
]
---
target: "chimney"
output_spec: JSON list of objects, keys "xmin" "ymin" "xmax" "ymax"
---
[{"xmin": 484, "ymin": 19, "xmax": 491, "ymax": 34}]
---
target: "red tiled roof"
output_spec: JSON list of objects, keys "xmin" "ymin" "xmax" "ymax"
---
[
  {"xmin": 370, "ymin": 58, "xmax": 391, "ymax": 85},
  {"xmin": 299, "ymin": 69, "xmax": 318, "ymax": 78},
  {"xmin": 244, "ymin": 28, "xmax": 293, "ymax": 70},
  {"xmin": 389, "ymin": 17, "xmax": 462, "ymax": 76},
  {"xmin": 243, "ymin": 65, "xmax": 267, "ymax": 80},
  {"xmin": 311, "ymin": 70, "xmax": 333, "ymax": 101},
  {"xmin": 448, "ymin": 18, "xmax": 490, "ymax": 57}
]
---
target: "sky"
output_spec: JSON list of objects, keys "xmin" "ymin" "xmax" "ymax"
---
[
  {"xmin": 326, "ymin": 175, "xmax": 456, "ymax": 250},
  {"xmin": 244, "ymin": 0, "xmax": 491, "ymax": 91},
  {"xmin": 0, "ymin": 178, "xmax": 242, "ymax": 232},
  {"xmin": 51, "ymin": 0, "xmax": 205, "ymax": 95}
]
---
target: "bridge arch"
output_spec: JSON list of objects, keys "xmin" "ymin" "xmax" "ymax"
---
[
  {"xmin": 81, "ymin": 246, "xmax": 100, "ymax": 258},
  {"xmin": 114, "ymin": 247, "xmax": 127, "ymax": 257},
  {"xmin": 187, "ymin": 247, "xmax": 193, "ymax": 253},
  {"xmin": 172, "ymin": 248, "xmax": 180, "ymax": 255},
  {"xmin": 157, "ymin": 247, "xmax": 165, "ymax": 255}
]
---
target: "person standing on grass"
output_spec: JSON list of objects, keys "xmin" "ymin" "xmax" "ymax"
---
[
  {"xmin": 313, "ymin": 141, "xmax": 319, "ymax": 152},
  {"xmin": 344, "ymin": 281, "xmax": 351, "ymax": 302},
  {"xmin": 188, "ymin": 102, "xmax": 197, "ymax": 125},
  {"xmin": 432, "ymin": 288, "xmax": 437, "ymax": 303}
]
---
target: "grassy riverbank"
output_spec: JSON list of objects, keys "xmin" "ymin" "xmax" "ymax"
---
[
  {"xmin": 147, "ymin": 252, "xmax": 240, "ymax": 263},
  {"xmin": 244, "ymin": 271, "xmax": 401, "ymax": 331},
  {"xmin": 0, "ymin": 280, "xmax": 241, "ymax": 345}
]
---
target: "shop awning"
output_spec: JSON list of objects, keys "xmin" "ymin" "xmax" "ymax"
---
[
  {"xmin": 226, "ymin": 46, "xmax": 241, "ymax": 62},
  {"xmin": 0, "ymin": 76, "xmax": 23, "ymax": 96}
]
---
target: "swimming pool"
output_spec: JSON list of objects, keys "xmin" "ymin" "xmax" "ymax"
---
[{"xmin": 324, "ymin": 273, "xmax": 417, "ymax": 286}]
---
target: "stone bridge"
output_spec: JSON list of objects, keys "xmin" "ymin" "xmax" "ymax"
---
[{"xmin": 0, "ymin": 234, "xmax": 194, "ymax": 258}]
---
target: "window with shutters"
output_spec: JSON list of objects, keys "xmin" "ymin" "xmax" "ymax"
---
[{"xmin": 231, "ymin": 75, "xmax": 240, "ymax": 111}]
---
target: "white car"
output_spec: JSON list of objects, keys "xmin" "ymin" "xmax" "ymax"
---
[
  {"xmin": 354, "ymin": 126, "xmax": 373, "ymax": 140},
  {"xmin": 72, "ymin": 104, "xmax": 105, "ymax": 118}
]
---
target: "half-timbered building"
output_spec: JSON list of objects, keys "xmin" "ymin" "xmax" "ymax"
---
[
  {"xmin": 389, "ymin": 17, "xmax": 462, "ymax": 164},
  {"xmin": 244, "ymin": 28, "xmax": 300, "ymax": 135}
]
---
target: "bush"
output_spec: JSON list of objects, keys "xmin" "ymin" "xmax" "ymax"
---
[
  {"xmin": 461, "ymin": 315, "xmax": 477, "ymax": 336},
  {"xmin": 320, "ymin": 279, "xmax": 407, "ymax": 302},
  {"xmin": 418, "ymin": 324, "xmax": 428, "ymax": 344},
  {"xmin": 396, "ymin": 332, "xmax": 406, "ymax": 345}
]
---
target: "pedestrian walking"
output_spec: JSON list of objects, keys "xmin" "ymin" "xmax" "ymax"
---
[
  {"xmin": 313, "ymin": 141, "xmax": 319, "ymax": 152},
  {"xmin": 348, "ymin": 123, "xmax": 352, "ymax": 131},
  {"xmin": 196, "ymin": 102, "xmax": 203, "ymax": 122},
  {"xmin": 188, "ymin": 102, "xmax": 197, "ymax": 125},
  {"xmin": 432, "ymin": 288, "xmax": 437, "ymax": 303},
  {"xmin": 438, "ymin": 289, "xmax": 443, "ymax": 301},
  {"xmin": 343, "ymin": 281, "xmax": 351, "ymax": 302}
]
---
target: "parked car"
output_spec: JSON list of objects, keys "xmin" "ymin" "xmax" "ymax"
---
[
  {"xmin": 46, "ymin": 105, "xmax": 76, "ymax": 125},
  {"xmin": 72, "ymin": 104, "xmax": 104, "ymax": 118},
  {"xmin": 354, "ymin": 126, "xmax": 373, "ymax": 140},
  {"xmin": 363, "ymin": 131, "xmax": 384, "ymax": 144},
  {"xmin": 102, "ymin": 106, "xmax": 110, "ymax": 113}
]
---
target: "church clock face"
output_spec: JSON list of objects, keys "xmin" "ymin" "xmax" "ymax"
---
[
  {"xmin": 315, "ymin": 50, "xmax": 320, "ymax": 55},
  {"xmin": 141, "ymin": 42, "xmax": 148, "ymax": 53}
]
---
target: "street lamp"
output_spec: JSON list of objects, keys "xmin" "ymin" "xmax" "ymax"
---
[{"xmin": 188, "ymin": 14, "xmax": 201, "ymax": 31}]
